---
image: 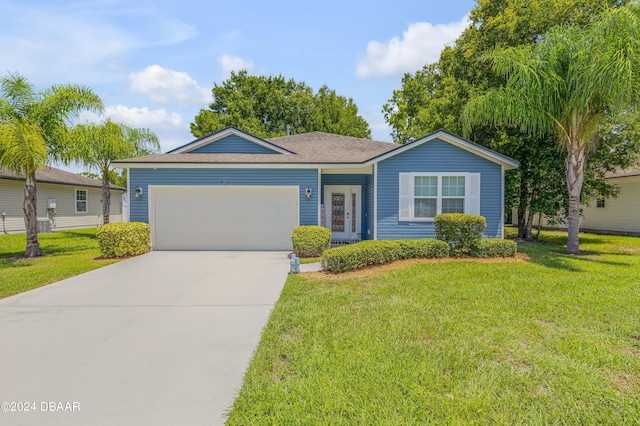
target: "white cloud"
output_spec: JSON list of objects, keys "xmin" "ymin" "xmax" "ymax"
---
[
  {"xmin": 218, "ymin": 54, "xmax": 254, "ymax": 79},
  {"xmin": 356, "ymin": 15, "xmax": 469, "ymax": 78},
  {"xmin": 0, "ymin": 2, "xmax": 196, "ymax": 83},
  {"xmin": 362, "ymin": 106, "xmax": 394, "ymax": 143},
  {"xmin": 129, "ymin": 65, "xmax": 211, "ymax": 106},
  {"xmin": 79, "ymin": 105, "xmax": 190, "ymax": 152}
]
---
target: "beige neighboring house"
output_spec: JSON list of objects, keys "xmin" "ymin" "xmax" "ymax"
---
[
  {"xmin": 513, "ymin": 167, "xmax": 640, "ymax": 236},
  {"xmin": 579, "ymin": 167, "xmax": 640, "ymax": 236},
  {"xmin": 0, "ymin": 166, "xmax": 126, "ymax": 234}
]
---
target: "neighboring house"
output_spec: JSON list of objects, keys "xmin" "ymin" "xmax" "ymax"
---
[
  {"xmin": 0, "ymin": 166, "xmax": 125, "ymax": 234},
  {"xmin": 579, "ymin": 167, "xmax": 640, "ymax": 236},
  {"xmin": 512, "ymin": 167, "xmax": 640, "ymax": 237},
  {"xmin": 115, "ymin": 127, "xmax": 519, "ymax": 251}
]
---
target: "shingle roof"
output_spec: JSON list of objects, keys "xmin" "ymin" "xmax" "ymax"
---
[
  {"xmin": 0, "ymin": 166, "xmax": 126, "ymax": 190},
  {"xmin": 113, "ymin": 128, "xmax": 519, "ymax": 169},
  {"xmin": 118, "ymin": 132, "xmax": 398, "ymax": 164}
]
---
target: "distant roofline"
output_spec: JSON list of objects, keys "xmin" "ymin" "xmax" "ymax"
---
[{"xmin": 0, "ymin": 167, "xmax": 126, "ymax": 191}]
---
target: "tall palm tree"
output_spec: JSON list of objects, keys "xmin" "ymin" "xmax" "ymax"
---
[
  {"xmin": 0, "ymin": 73, "xmax": 103, "ymax": 257},
  {"xmin": 71, "ymin": 119, "xmax": 159, "ymax": 224},
  {"xmin": 462, "ymin": 5, "xmax": 640, "ymax": 254}
]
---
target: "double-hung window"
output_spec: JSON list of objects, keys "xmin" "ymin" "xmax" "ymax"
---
[
  {"xmin": 399, "ymin": 173, "xmax": 480, "ymax": 221},
  {"xmin": 75, "ymin": 189, "xmax": 88, "ymax": 213},
  {"xmin": 441, "ymin": 176, "xmax": 466, "ymax": 214},
  {"xmin": 414, "ymin": 176, "xmax": 438, "ymax": 218}
]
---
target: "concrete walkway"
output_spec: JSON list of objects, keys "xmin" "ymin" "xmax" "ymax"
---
[{"xmin": 0, "ymin": 251, "xmax": 290, "ymax": 426}]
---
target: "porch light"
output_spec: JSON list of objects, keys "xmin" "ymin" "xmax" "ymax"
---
[
  {"xmin": 305, "ymin": 187, "xmax": 312, "ymax": 198},
  {"xmin": 135, "ymin": 187, "xmax": 143, "ymax": 199}
]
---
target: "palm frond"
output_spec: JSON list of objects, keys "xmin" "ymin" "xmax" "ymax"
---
[
  {"xmin": 70, "ymin": 119, "xmax": 159, "ymax": 171},
  {"xmin": 0, "ymin": 118, "xmax": 47, "ymax": 174},
  {"xmin": 0, "ymin": 72, "xmax": 36, "ymax": 118},
  {"xmin": 462, "ymin": 88, "xmax": 555, "ymax": 138}
]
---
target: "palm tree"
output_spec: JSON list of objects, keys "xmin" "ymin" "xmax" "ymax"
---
[
  {"xmin": 0, "ymin": 73, "xmax": 103, "ymax": 257},
  {"xmin": 71, "ymin": 119, "xmax": 159, "ymax": 224},
  {"xmin": 462, "ymin": 5, "xmax": 640, "ymax": 254}
]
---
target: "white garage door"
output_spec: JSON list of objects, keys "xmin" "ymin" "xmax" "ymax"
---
[{"xmin": 150, "ymin": 186, "xmax": 299, "ymax": 250}]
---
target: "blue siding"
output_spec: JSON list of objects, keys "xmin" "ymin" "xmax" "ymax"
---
[
  {"xmin": 366, "ymin": 174, "xmax": 374, "ymax": 240},
  {"xmin": 129, "ymin": 168, "xmax": 318, "ymax": 225},
  {"xmin": 376, "ymin": 138, "xmax": 503, "ymax": 239},
  {"xmin": 320, "ymin": 174, "xmax": 369, "ymax": 239},
  {"xmin": 191, "ymin": 135, "xmax": 280, "ymax": 154}
]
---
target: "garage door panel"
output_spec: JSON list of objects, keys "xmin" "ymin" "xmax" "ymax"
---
[{"xmin": 151, "ymin": 186, "xmax": 298, "ymax": 250}]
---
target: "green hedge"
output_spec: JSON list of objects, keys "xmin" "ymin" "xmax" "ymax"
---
[
  {"xmin": 96, "ymin": 222, "xmax": 151, "ymax": 258},
  {"xmin": 474, "ymin": 239, "xmax": 518, "ymax": 258},
  {"xmin": 435, "ymin": 213, "xmax": 487, "ymax": 256},
  {"xmin": 292, "ymin": 226, "xmax": 332, "ymax": 258},
  {"xmin": 321, "ymin": 239, "xmax": 450, "ymax": 273}
]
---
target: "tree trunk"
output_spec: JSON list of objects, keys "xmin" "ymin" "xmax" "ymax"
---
[
  {"xmin": 517, "ymin": 183, "xmax": 530, "ymax": 239},
  {"xmin": 565, "ymin": 139, "xmax": 586, "ymax": 255},
  {"xmin": 23, "ymin": 170, "xmax": 42, "ymax": 258},
  {"xmin": 536, "ymin": 214, "xmax": 543, "ymax": 239},
  {"xmin": 524, "ymin": 208, "xmax": 535, "ymax": 241},
  {"xmin": 102, "ymin": 168, "xmax": 111, "ymax": 225}
]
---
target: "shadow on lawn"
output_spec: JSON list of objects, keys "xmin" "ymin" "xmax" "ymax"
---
[
  {"xmin": 517, "ymin": 237, "xmax": 635, "ymax": 271},
  {"xmin": 0, "ymin": 258, "xmax": 34, "ymax": 268},
  {"xmin": 0, "ymin": 229, "xmax": 98, "ymax": 260},
  {"xmin": 53, "ymin": 229, "xmax": 98, "ymax": 240}
]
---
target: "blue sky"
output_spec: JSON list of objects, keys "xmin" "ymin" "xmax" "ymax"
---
[{"xmin": 1, "ymin": 0, "xmax": 475, "ymax": 154}]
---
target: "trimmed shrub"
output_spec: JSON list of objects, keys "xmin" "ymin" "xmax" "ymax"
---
[
  {"xmin": 475, "ymin": 239, "xmax": 518, "ymax": 258},
  {"xmin": 435, "ymin": 213, "xmax": 487, "ymax": 256},
  {"xmin": 96, "ymin": 222, "xmax": 151, "ymax": 258},
  {"xmin": 292, "ymin": 225, "xmax": 331, "ymax": 258},
  {"xmin": 321, "ymin": 239, "xmax": 449, "ymax": 273},
  {"xmin": 396, "ymin": 239, "xmax": 451, "ymax": 260}
]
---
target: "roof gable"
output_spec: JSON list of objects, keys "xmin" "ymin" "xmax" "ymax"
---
[
  {"xmin": 368, "ymin": 129, "xmax": 519, "ymax": 170},
  {"xmin": 169, "ymin": 126, "xmax": 293, "ymax": 155}
]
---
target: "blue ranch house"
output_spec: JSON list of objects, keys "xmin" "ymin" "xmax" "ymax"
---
[{"xmin": 114, "ymin": 127, "xmax": 518, "ymax": 250}]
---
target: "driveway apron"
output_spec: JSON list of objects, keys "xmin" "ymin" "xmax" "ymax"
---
[{"xmin": 0, "ymin": 251, "xmax": 290, "ymax": 425}]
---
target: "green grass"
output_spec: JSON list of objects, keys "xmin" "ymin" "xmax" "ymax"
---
[
  {"xmin": 227, "ymin": 230, "xmax": 640, "ymax": 424},
  {"xmin": 0, "ymin": 229, "xmax": 120, "ymax": 299},
  {"xmin": 300, "ymin": 256, "xmax": 321, "ymax": 264}
]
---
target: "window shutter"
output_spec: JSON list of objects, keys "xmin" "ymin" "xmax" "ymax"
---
[
  {"xmin": 466, "ymin": 173, "xmax": 481, "ymax": 215},
  {"xmin": 399, "ymin": 173, "xmax": 412, "ymax": 221}
]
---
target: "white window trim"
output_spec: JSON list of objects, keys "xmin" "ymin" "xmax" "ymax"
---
[
  {"xmin": 399, "ymin": 172, "xmax": 480, "ymax": 222},
  {"xmin": 75, "ymin": 188, "xmax": 88, "ymax": 213}
]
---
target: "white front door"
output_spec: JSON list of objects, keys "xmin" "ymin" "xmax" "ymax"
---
[{"xmin": 324, "ymin": 185, "xmax": 361, "ymax": 240}]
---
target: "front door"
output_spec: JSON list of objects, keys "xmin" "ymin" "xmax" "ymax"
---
[{"xmin": 325, "ymin": 186, "xmax": 361, "ymax": 240}]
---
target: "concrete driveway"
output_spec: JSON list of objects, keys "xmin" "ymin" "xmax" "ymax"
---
[{"xmin": 0, "ymin": 251, "xmax": 290, "ymax": 425}]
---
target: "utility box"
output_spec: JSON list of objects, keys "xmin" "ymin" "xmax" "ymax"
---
[
  {"xmin": 48, "ymin": 199, "xmax": 56, "ymax": 209},
  {"xmin": 37, "ymin": 219, "xmax": 52, "ymax": 233}
]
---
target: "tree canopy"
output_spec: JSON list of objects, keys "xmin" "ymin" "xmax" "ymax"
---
[
  {"xmin": 0, "ymin": 72, "xmax": 103, "ymax": 257},
  {"xmin": 382, "ymin": 0, "xmax": 638, "ymax": 242},
  {"xmin": 191, "ymin": 70, "xmax": 371, "ymax": 139},
  {"xmin": 462, "ymin": 5, "xmax": 640, "ymax": 254}
]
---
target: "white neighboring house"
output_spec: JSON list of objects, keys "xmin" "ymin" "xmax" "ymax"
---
[
  {"xmin": 0, "ymin": 166, "xmax": 125, "ymax": 234},
  {"xmin": 579, "ymin": 167, "xmax": 640, "ymax": 236},
  {"xmin": 513, "ymin": 167, "xmax": 640, "ymax": 237}
]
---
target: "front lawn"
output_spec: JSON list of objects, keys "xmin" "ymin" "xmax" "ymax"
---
[
  {"xmin": 0, "ymin": 229, "xmax": 119, "ymax": 299},
  {"xmin": 227, "ymin": 231, "xmax": 640, "ymax": 424}
]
